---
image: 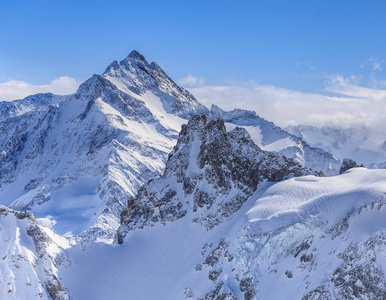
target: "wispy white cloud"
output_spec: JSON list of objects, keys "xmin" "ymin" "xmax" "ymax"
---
[
  {"xmin": 0, "ymin": 76, "xmax": 82, "ymax": 101},
  {"xmin": 37, "ymin": 215, "xmax": 57, "ymax": 228},
  {"xmin": 189, "ymin": 75, "xmax": 386, "ymax": 128},
  {"xmin": 177, "ymin": 74, "xmax": 205, "ymax": 87},
  {"xmin": 360, "ymin": 57, "xmax": 384, "ymax": 71},
  {"xmin": 325, "ymin": 74, "xmax": 386, "ymax": 100}
]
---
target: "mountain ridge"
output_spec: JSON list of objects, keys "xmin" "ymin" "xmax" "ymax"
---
[
  {"xmin": 0, "ymin": 50, "xmax": 342, "ymax": 243},
  {"xmin": 0, "ymin": 50, "xmax": 385, "ymax": 299}
]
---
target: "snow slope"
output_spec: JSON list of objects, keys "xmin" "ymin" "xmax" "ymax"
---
[{"xmin": 60, "ymin": 168, "xmax": 386, "ymax": 299}]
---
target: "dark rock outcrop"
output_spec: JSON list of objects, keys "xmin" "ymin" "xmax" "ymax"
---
[
  {"xmin": 118, "ymin": 115, "xmax": 313, "ymax": 242},
  {"xmin": 339, "ymin": 158, "xmax": 365, "ymax": 174}
]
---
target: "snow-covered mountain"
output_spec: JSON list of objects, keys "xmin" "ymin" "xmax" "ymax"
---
[
  {"xmin": 63, "ymin": 136, "xmax": 386, "ymax": 299},
  {"xmin": 118, "ymin": 114, "xmax": 312, "ymax": 241},
  {"xmin": 211, "ymin": 105, "xmax": 342, "ymax": 176},
  {"xmin": 286, "ymin": 124, "xmax": 386, "ymax": 168},
  {"xmin": 0, "ymin": 50, "xmax": 385, "ymax": 300},
  {"xmin": 0, "ymin": 50, "xmax": 208, "ymax": 243},
  {"xmin": 111, "ymin": 116, "xmax": 385, "ymax": 299},
  {"xmin": 0, "ymin": 50, "xmax": 340, "ymax": 245}
]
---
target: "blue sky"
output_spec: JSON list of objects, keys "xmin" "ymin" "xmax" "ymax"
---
[
  {"xmin": 1, "ymin": 0, "xmax": 386, "ymax": 127},
  {"xmin": 1, "ymin": 0, "xmax": 385, "ymax": 87}
]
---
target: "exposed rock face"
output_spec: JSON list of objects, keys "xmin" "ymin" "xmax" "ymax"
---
[
  {"xmin": 118, "ymin": 115, "xmax": 312, "ymax": 242},
  {"xmin": 0, "ymin": 205, "xmax": 71, "ymax": 300},
  {"xmin": 339, "ymin": 158, "xmax": 364, "ymax": 174}
]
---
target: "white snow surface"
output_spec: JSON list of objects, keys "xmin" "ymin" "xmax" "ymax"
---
[{"xmin": 59, "ymin": 168, "xmax": 386, "ymax": 299}]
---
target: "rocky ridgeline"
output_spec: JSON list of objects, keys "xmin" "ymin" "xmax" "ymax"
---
[
  {"xmin": 103, "ymin": 50, "xmax": 209, "ymax": 119},
  {"xmin": 211, "ymin": 105, "xmax": 342, "ymax": 176},
  {"xmin": 118, "ymin": 115, "xmax": 313, "ymax": 242}
]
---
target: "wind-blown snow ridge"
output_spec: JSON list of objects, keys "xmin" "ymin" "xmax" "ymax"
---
[{"xmin": 231, "ymin": 168, "xmax": 386, "ymax": 299}]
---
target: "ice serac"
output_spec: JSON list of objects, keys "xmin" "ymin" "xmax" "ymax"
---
[
  {"xmin": 0, "ymin": 205, "xmax": 71, "ymax": 300},
  {"xmin": 0, "ymin": 50, "xmax": 208, "ymax": 244},
  {"xmin": 211, "ymin": 105, "xmax": 342, "ymax": 176},
  {"xmin": 118, "ymin": 115, "xmax": 312, "ymax": 241}
]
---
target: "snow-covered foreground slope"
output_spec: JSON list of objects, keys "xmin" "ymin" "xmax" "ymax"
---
[
  {"xmin": 0, "ymin": 51, "xmax": 208, "ymax": 243},
  {"xmin": 211, "ymin": 105, "xmax": 341, "ymax": 176},
  {"xmin": 286, "ymin": 124, "xmax": 386, "ymax": 168},
  {"xmin": 0, "ymin": 205, "xmax": 72, "ymax": 300},
  {"xmin": 60, "ymin": 168, "xmax": 386, "ymax": 299}
]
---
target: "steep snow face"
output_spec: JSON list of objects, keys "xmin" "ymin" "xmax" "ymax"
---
[
  {"xmin": 211, "ymin": 105, "xmax": 342, "ymax": 176},
  {"xmin": 286, "ymin": 124, "xmax": 386, "ymax": 167},
  {"xmin": 118, "ymin": 115, "xmax": 311, "ymax": 240},
  {"xmin": 62, "ymin": 169, "xmax": 386, "ymax": 300},
  {"xmin": 0, "ymin": 205, "xmax": 71, "ymax": 300},
  {"xmin": 0, "ymin": 51, "xmax": 208, "ymax": 244}
]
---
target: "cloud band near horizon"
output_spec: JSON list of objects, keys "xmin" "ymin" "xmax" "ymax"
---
[{"xmin": 1, "ymin": 74, "xmax": 386, "ymax": 130}]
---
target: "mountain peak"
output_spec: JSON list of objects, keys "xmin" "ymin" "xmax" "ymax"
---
[
  {"xmin": 127, "ymin": 50, "xmax": 146, "ymax": 61},
  {"xmin": 118, "ymin": 116, "xmax": 312, "ymax": 237}
]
